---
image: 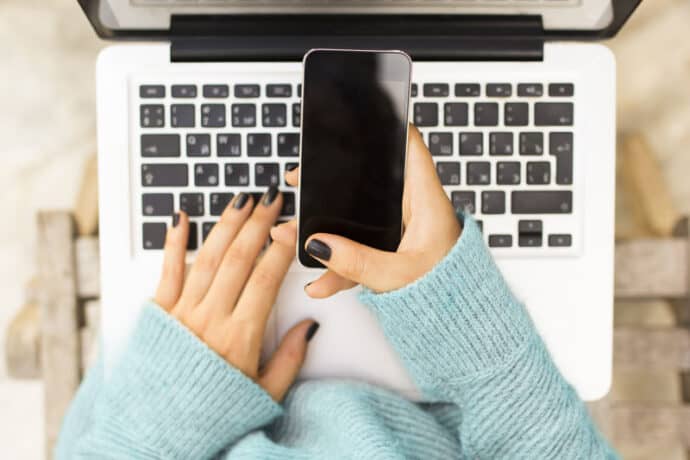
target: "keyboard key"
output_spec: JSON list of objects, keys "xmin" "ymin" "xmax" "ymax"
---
[
  {"xmin": 444, "ymin": 103, "xmax": 468, "ymax": 126},
  {"xmin": 428, "ymin": 132, "xmax": 453, "ymax": 156},
  {"xmin": 489, "ymin": 234, "xmax": 512, "ymax": 248},
  {"xmin": 232, "ymin": 104, "xmax": 257, "ymax": 127},
  {"xmin": 202, "ymin": 222, "xmax": 217, "ymax": 242},
  {"xmin": 414, "ymin": 103, "xmax": 438, "ymax": 127},
  {"xmin": 225, "ymin": 163, "xmax": 250, "ymax": 186},
  {"xmin": 186, "ymin": 134, "xmax": 211, "ymax": 157},
  {"xmin": 142, "ymin": 193, "xmax": 173, "ymax": 216},
  {"xmin": 201, "ymin": 104, "xmax": 226, "ymax": 128},
  {"xmin": 255, "ymin": 163, "xmax": 280, "ymax": 186},
  {"xmin": 517, "ymin": 83, "xmax": 543, "ymax": 97},
  {"xmin": 549, "ymin": 234, "xmax": 572, "ymax": 247},
  {"xmin": 262, "ymin": 104, "xmax": 287, "ymax": 127},
  {"xmin": 474, "ymin": 103, "xmax": 498, "ymax": 126},
  {"xmin": 250, "ymin": 192, "xmax": 264, "ymax": 208},
  {"xmin": 534, "ymin": 102, "xmax": 573, "ymax": 126},
  {"xmin": 459, "ymin": 133, "xmax": 483, "ymax": 156},
  {"xmin": 141, "ymin": 164, "xmax": 188, "ymax": 187},
  {"xmin": 292, "ymin": 103, "xmax": 301, "ymax": 127},
  {"xmin": 451, "ymin": 191, "xmax": 476, "ymax": 214},
  {"xmin": 411, "ymin": 83, "xmax": 418, "ymax": 97},
  {"xmin": 140, "ymin": 105, "xmax": 164, "ymax": 128},
  {"xmin": 550, "ymin": 132, "xmax": 573, "ymax": 185},
  {"xmin": 466, "ymin": 162, "xmax": 490, "ymax": 185},
  {"xmin": 247, "ymin": 133, "xmax": 271, "ymax": 156},
  {"xmin": 217, "ymin": 133, "xmax": 242, "ymax": 157},
  {"xmin": 297, "ymin": 84, "xmax": 302, "ymax": 97},
  {"xmin": 476, "ymin": 220, "xmax": 483, "ymax": 233},
  {"xmin": 281, "ymin": 192, "xmax": 296, "ymax": 216},
  {"xmin": 141, "ymin": 134, "xmax": 180, "ymax": 157},
  {"xmin": 171, "ymin": 84, "xmax": 197, "ymax": 98},
  {"xmin": 140, "ymin": 85, "xmax": 165, "ymax": 98},
  {"xmin": 548, "ymin": 83, "xmax": 574, "ymax": 97},
  {"xmin": 203, "ymin": 84, "xmax": 229, "ymax": 98},
  {"xmin": 489, "ymin": 132, "xmax": 513, "ymax": 156},
  {"xmin": 266, "ymin": 84, "xmax": 292, "ymax": 98},
  {"xmin": 142, "ymin": 223, "xmax": 166, "ymax": 249},
  {"xmin": 194, "ymin": 163, "xmax": 220, "ymax": 186},
  {"xmin": 504, "ymin": 103, "xmax": 529, "ymax": 126},
  {"xmin": 518, "ymin": 220, "xmax": 542, "ymax": 247},
  {"xmin": 486, "ymin": 83, "xmax": 511, "ymax": 97},
  {"xmin": 436, "ymin": 162, "xmax": 460, "ymax": 185},
  {"xmin": 455, "ymin": 83, "xmax": 480, "ymax": 97},
  {"xmin": 423, "ymin": 83, "xmax": 449, "ymax": 97},
  {"xmin": 210, "ymin": 193, "xmax": 234, "ymax": 216},
  {"xmin": 235, "ymin": 84, "xmax": 260, "ymax": 98},
  {"xmin": 519, "ymin": 219, "xmax": 542, "ymax": 234},
  {"xmin": 186, "ymin": 222, "xmax": 199, "ymax": 250},
  {"xmin": 526, "ymin": 162, "xmax": 551, "ymax": 185},
  {"xmin": 171, "ymin": 104, "xmax": 195, "ymax": 128},
  {"xmin": 519, "ymin": 133, "xmax": 544, "ymax": 155},
  {"xmin": 481, "ymin": 191, "xmax": 505, "ymax": 214},
  {"xmin": 519, "ymin": 233, "xmax": 542, "ymax": 247},
  {"xmin": 278, "ymin": 133, "xmax": 300, "ymax": 157},
  {"xmin": 496, "ymin": 161, "xmax": 521, "ymax": 185},
  {"xmin": 511, "ymin": 191, "xmax": 572, "ymax": 214},
  {"xmin": 180, "ymin": 193, "xmax": 204, "ymax": 216}
]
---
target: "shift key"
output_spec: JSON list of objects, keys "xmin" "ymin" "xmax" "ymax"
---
[
  {"xmin": 141, "ymin": 134, "xmax": 180, "ymax": 157},
  {"xmin": 142, "ymin": 164, "xmax": 188, "ymax": 187},
  {"xmin": 512, "ymin": 191, "xmax": 572, "ymax": 214}
]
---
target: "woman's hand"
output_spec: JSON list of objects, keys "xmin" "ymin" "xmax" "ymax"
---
[
  {"xmin": 271, "ymin": 125, "xmax": 461, "ymax": 297},
  {"xmin": 154, "ymin": 189, "xmax": 318, "ymax": 402}
]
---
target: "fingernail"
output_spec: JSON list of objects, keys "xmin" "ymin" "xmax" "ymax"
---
[
  {"xmin": 172, "ymin": 213, "xmax": 180, "ymax": 227},
  {"xmin": 233, "ymin": 192, "xmax": 249, "ymax": 210},
  {"xmin": 306, "ymin": 239, "xmax": 331, "ymax": 261},
  {"xmin": 262, "ymin": 185, "xmax": 279, "ymax": 206},
  {"xmin": 285, "ymin": 163, "xmax": 298, "ymax": 172},
  {"xmin": 305, "ymin": 322, "xmax": 320, "ymax": 342},
  {"xmin": 304, "ymin": 281, "xmax": 312, "ymax": 291}
]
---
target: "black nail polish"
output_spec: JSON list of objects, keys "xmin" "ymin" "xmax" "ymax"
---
[
  {"xmin": 172, "ymin": 213, "xmax": 180, "ymax": 227},
  {"xmin": 305, "ymin": 322, "xmax": 320, "ymax": 342},
  {"xmin": 233, "ymin": 192, "xmax": 249, "ymax": 210},
  {"xmin": 285, "ymin": 163, "xmax": 298, "ymax": 172},
  {"xmin": 304, "ymin": 281, "xmax": 312, "ymax": 290},
  {"xmin": 262, "ymin": 185, "xmax": 279, "ymax": 206},
  {"xmin": 306, "ymin": 239, "xmax": 331, "ymax": 261}
]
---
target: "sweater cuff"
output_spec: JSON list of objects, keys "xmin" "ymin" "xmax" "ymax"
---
[
  {"xmin": 359, "ymin": 217, "xmax": 537, "ymax": 396},
  {"xmin": 93, "ymin": 303, "xmax": 282, "ymax": 459}
]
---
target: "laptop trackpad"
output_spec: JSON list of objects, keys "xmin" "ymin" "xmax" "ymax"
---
[{"xmin": 270, "ymin": 269, "xmax": 421, "ymax": 400}]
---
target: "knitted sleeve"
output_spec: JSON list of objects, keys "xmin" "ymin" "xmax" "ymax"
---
[
  {"xmin": 55, "ymin": 303, "xmax": 282, "ymax": 460},
  {"xmin": 360, "ymin": 217, "xmax": 618, "ymax": 459}
]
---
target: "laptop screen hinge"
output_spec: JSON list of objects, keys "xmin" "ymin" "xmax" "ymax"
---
[{"xmin": 170, "ymin": 15, "xmax": 544, "ymax": 62}]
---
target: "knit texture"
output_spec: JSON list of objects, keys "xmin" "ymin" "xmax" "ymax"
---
[{"xmin": 56, "ymin": 217, "xmax": 618, "ymax": 459}]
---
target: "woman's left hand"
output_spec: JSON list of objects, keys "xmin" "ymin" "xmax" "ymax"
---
[{"xmin": 153, "ymin": 188, "xmax": 318, "ymax": 402}]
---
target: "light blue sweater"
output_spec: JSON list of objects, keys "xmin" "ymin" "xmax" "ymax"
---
[{"xmin": 56, "ymin": 219, "xmax": 617, "ymax": 459}]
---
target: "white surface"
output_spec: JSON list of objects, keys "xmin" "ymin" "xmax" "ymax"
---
[{"xmin": 97, "ymin": 42, "xmax": 615, "ymax": 401}]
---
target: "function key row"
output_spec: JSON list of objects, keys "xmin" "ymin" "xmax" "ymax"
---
[
  {"xmin": 141, "ymin": 132, "xmax": 300, "ymax": 158},
  {"xmin": 141, "ymin": 103, "xmax": 301, "ymax": 128},
  {"xmin": 140, "ymin": 84, "xmax": 302, "ymax": 99},
  {"xmin": 414, "ymin": 102, "xmax": 573, "ymax": 127},
  {"xmin": 141, "ymin": 162, "xmax": 299, "ymax": 188},
  {"xmin": 435, "ymin": 160, "xmax": 559, "ymax": 186},
  {"xmin": 411, "ymin": 83, "xmax": 574, "ymax": 99}
]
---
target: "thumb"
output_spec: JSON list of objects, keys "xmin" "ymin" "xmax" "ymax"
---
[
  {"xmin": 304, "ymin": 234, "xmax": 412, "ymax": 292},
  {"xmin": 258, "ymin": 320, "xmax": 318, "ymax": 402}
]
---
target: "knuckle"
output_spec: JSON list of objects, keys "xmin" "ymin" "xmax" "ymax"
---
[
  {"xmin": 344, "ymin": 249, "xmax": 368, "ymax": 281},
  {"xmin": 251, "ymin": 266, "xmax": 280, "ymax": 291},
  {"xmin": 224, "ymin": 243, "xmax": 251, "ymax": 268}
]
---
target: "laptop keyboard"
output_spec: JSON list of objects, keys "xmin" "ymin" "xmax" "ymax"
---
[{"xmin": 134, "ymin": 76, "xmax": 576, "ymax": 255}]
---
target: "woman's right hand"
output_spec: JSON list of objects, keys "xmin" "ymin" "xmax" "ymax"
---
[{"xmin": 271, "ymin": 125, "xmax": 462, "ymax": 298}]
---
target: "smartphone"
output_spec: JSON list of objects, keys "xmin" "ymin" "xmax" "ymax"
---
[{"xmin": 298, "ymin": 49, "xmax": 412, "ymax": 268}]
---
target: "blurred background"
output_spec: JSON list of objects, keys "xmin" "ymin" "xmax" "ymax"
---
[{"xmin": 0, "ymin": 0, "xmax": 688, "ymax": 458}]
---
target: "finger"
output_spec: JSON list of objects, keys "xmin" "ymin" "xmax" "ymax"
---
[
  {"xmin": 154, "ymin": 211, "xmax": 189, "ymax": 311},
  {"xmin": 258, "ymin": 320, "xmax": 318, "ymax": 402},
  {"xmin": 269, "ymin": 219, "xmax": 297, "ymax": 248},
  {"xmin": 304, "ymin": 234, "xmax": 411, "ymax": 292},
  {"xmin": 200, "ymin": 186, "xmax": 283, "ymax": 316},
  {"xmin": 304, "ymin": 270, "xmax": 357, "ymax": 299},
  {"xmin": 173, "ymin": 193, "xmax": 253, "ymax": 313},
  {"xmin": 284, "ymin": 167, "xmax": 299, "ymax": 187}
]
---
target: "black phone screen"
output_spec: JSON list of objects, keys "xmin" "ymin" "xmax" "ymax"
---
[{"xmin": 298, "ymin": 50, "xmax": 411, "ymax": 268}]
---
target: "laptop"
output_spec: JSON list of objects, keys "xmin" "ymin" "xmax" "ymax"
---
[{"xmin": 79, "ymin": 0, "xmax": 640, "ymax": 401}]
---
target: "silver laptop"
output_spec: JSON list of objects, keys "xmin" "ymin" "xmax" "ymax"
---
[{"xmin": 79, "ymin": 0, "xmax": 640, "ymax": 401}]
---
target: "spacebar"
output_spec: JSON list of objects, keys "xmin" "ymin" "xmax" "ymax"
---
[{"xmin": 511, "ymin": 191, "xmax": 572, "ymax": 214}]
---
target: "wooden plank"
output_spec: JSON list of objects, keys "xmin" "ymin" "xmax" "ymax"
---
[
  {"xmin": 614, "ymin": 327, "xmax": 690, "ymax": 371},
  {"xmin": 75, "ymin": 237, "xmax": 100, "ymax": 298},
  {"xmin": 37, "ymin": 211, "xmax": 81, "ymax": 459},
  {"xmin": 615, "ymin": 239, "xmax": 688, "ymax": 298},
  {"xmin": 80, "ymin": 300, "xmax": 100, "ymax": 373},
  {"xmin": 5, "ymin": 302, "xmax": 41, "ymax": 379},
  {"xmin": 609, "ymin": 403, "xmax": 690, "ymax": 447},
  {"xmin": 74, "ymin": 153, "xmax": 99, "ymax": 236}
]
